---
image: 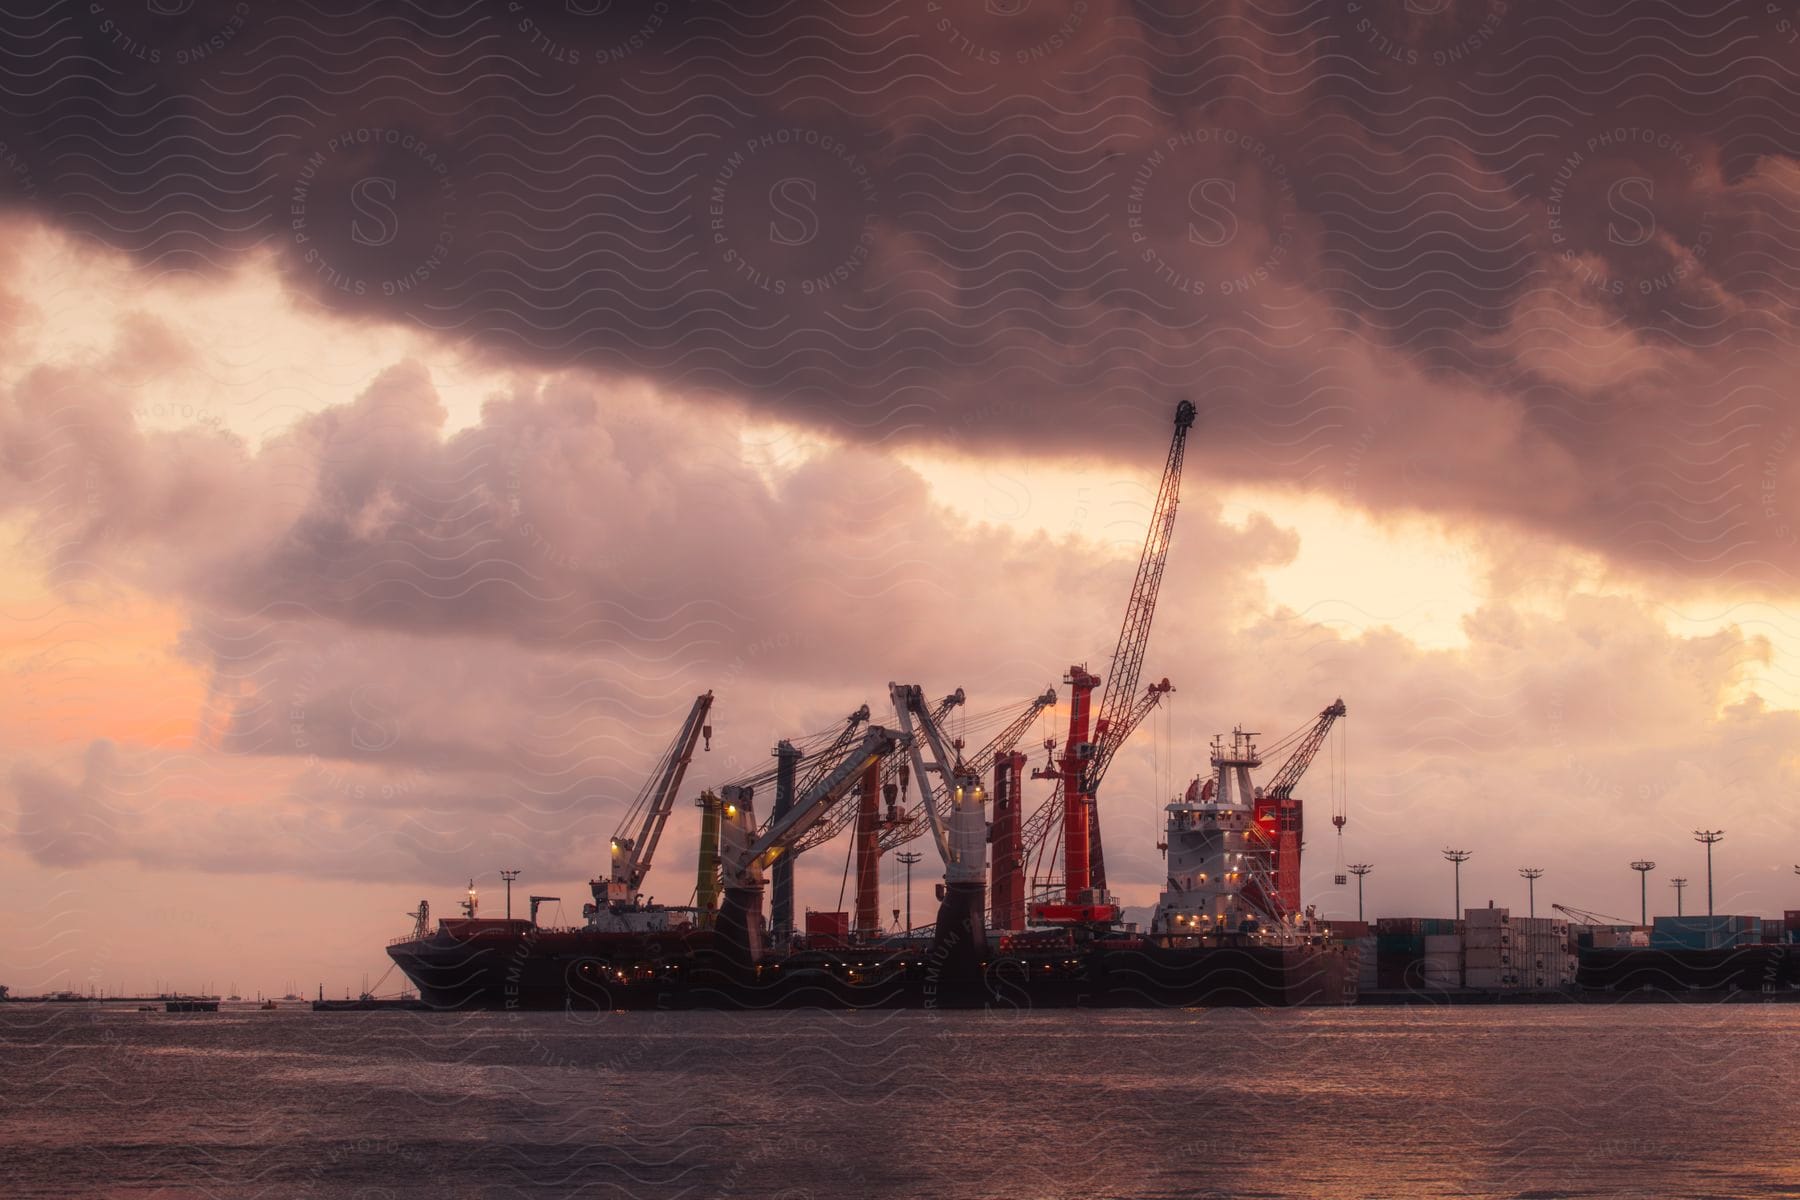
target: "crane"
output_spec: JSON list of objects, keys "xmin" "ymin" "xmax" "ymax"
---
[
  {"xmin": 889, "ymin": 681, "xmax": 989, "ymax": 988},
  {"xmin": 1052, "ymin": 399, "xmax": 1196, "ymax": 912},
  {"xmin": 793, "ymin": 705, "xmax": 872, "ymax": 800},
  {"xmin": 770, "ymin": 704, "xmax": 870, "ymax": 940},
  {"xmin": 1251, "ymin": 698, "xmax": 1345, "ymax": 914},
  {"xmin": 1553, "ymin": 903, "xmax": 1635, "ymax": 927},
  {"xmin": 693, "ymin": 706, "xmax": 882, "ymax": 929},
  {"xmin": 714, "ymin": 722, "xmax": 903, "ymax": 964},
  {"xmin": 1020, "ymin": 679, "xmax": 1173, "ymax": 903},
  {"xmin": 779, "ymin": 686, "xmax": 1055, "ymax": 938},
  {"xmin": 589, "ymin": 690, "xmax": 713, "ymax": 920},
  {"xmin": 789, "ymin": 690, "xmax": 962, "ymax": 855},
  {"xmin": 876, "ymin": 687, "xmax": 1057, "ymax": 853}
]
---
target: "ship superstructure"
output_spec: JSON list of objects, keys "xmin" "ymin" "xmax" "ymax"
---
[{"xmin": 1151, "ymin": 726, "xmax": 1292, "ymax": 943}]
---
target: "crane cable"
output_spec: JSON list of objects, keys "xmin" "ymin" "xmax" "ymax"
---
[{"xmin": 835, "ymin": 809, "xmax": 857, "ymax": 913}]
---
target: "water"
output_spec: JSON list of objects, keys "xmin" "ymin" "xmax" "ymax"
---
[{"xmin": 3, "ymin": 1004, "xmax": 1797, "ymax": 1199}]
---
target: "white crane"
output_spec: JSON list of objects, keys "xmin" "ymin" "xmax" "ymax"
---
[
  {"xmin": 889, "ymin": 681, "xmax": 990, "ymax": 989},
  {"xmin": 585, "ymin": 690, "xmax": 713, "ymax": 933},
  {"xmin": 714, "ymin": 723, "xmax": 904, "ymax": 963}
]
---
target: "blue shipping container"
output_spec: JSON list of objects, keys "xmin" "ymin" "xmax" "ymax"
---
[{"xmin": 1650, "ymin": 915, "xmax": 1762, "ymax": 950}]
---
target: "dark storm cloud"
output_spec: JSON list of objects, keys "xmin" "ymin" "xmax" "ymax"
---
[{"xmin": 5, "ymin": 0, "xmax": 1800, "ymax": 583}]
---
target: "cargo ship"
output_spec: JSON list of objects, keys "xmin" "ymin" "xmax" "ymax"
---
[
  {"xmin": 385, "ymin": 402, "xmax": 1354, "ymax": 1010},
  {"xmin": 385, "ymin": 711, "xmax": 1358, "ymax": 1011},
  {"xmin": 1576, "ymin": 914, "xmax": 1800, "ymax": 1000}
]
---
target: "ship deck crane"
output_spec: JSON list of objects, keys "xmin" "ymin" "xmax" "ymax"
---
[
  {"xmin": 789, "ymin": 691, "xmax": 963, "ymax": 855},
  {"xmin": 889, "ymin": 681, "xmax": 989, "ymax": 988},
  {"xmin": 715, "ymin": 722, "xmax": 904, "ymax": 964},
  {"xmin": 591, "ymin": 690, "xmax": 713, "ymax": 915},
  {"xmin": 1022, "ymin": 679, "xmax": 1173, "ymax": 905},
  {"xmin": 793, "ymin": 705, "xmax": 872, "ymax": 801},
  {"xmin": 1252, "ymin": 698, "xmax": 1345, "ymax": 914},
  {"xmin": 770, "ymin": 704, "xmax": 871, "ymax": 939},
  {"xmin": 876, "ymin": 687, "xmax": 1057, "ymax": 853},
  {"xmin": 1039, "ymin": 399, "xmax": 1195, "ymax": 919},
  {"xmin": 695, "ymin": 700, "xmax": 941, "ymax": 936}
]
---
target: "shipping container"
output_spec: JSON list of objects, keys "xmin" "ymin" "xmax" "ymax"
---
[
  {"xmin": 1651, "ymin": 915, "xmax": 1763, "ymax": 950},
  {"xmin": 803, "ymin": 910, "xmax": 850, "ymax": 938}
]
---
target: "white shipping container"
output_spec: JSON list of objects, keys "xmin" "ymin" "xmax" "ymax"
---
[
  {"xmin": 1464, "ymin": 907, "xmax": 1509, "ymax": 926},
  {"xmin": 1464, "ymin": 947, "xmax": 1506, "ymax": 969},
  {"xmin": 1424, "ymin": 934, "xmax": 1462, "ymax": 952},
  {"xmin": 1465, "ymin": 967, "xmax": 1513, "ymax": 989}
]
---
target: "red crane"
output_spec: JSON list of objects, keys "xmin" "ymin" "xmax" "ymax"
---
[
  {"xmin": 1252, "ymin": 698, "xmax": 1346, "ymax": 914},
  {"xmin": 1034, "ymin": 398, "xmax": 1196, "ymax": 920},
  {"xmin": 1020, "ymin": 679, "xmax": 1172, "ymax": 909}
]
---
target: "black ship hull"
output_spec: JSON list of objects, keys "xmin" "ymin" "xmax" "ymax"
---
[
  {"xmin": 1577, "ymin": 944, "xmax": 1800, "ymax": 999},
  {"xmin": 386, "ymin": 920, "xmax": 1359, "ymax": 1012}
]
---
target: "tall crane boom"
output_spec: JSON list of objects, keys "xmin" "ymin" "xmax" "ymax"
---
[
  {"xmin": 1085, "ymin": 399, "xmax": 1196, "ymax": 894},
  {"xmin": 597, "ymin": 690, "xmax": 714, "ymax": 906}
]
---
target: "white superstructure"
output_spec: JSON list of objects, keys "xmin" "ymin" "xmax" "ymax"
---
[{"xmin": 1149, "ymin": 727, "xmax": 1300, "ymax": 944}]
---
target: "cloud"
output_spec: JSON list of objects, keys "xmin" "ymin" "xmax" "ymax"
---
[
  {"xmin": 0, "ymin": 341, "xmax": 1300, "ymax": 886},
  {"xmin": 3, "ymin": 323, "xmax": 1797, "ymax": 923},
  {"xmin": 6, "ymin": 3, "xmax": 1800, "ymax": 940},
  {"xmin": 4, "ymin": 2, "xmax": 1800, "ymax": 589},
  {"xmin": 10, "ymin": 740, "xmax": 130, "ymax": 867}
]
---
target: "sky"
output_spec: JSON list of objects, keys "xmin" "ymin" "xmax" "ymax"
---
[{"xmin": 4, "ymin": 0, "xmax": 1800, "ymax": 996}]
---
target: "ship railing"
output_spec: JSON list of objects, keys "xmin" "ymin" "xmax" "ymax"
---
[{"xmin": 390, "ymin": 923, "xmax": 588, "ymax": 945}]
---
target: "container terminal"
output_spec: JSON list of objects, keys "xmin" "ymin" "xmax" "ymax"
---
[{"xmin": 373, "ymin": 398, "xmax": 1800, "ymax": 1011}]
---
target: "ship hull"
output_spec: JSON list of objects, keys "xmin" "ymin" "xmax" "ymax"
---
[
  {"xmin": 386, "ymin": 922, "xmax": 1359, "ymax": 1011},
  {"xmin": 1577, "ymin": 944, "xmax": 1800, "ymax": 998}
]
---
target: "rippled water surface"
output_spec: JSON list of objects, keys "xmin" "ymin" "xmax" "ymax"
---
[{"xmin": 3, "ymin": 1004, "xmax": 1798, "ymax": 1198}]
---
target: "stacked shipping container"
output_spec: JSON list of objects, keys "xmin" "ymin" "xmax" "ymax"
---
[{"xmin": 1650, "ymin": 915, "xmax": 1762, "ymax": 950}]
